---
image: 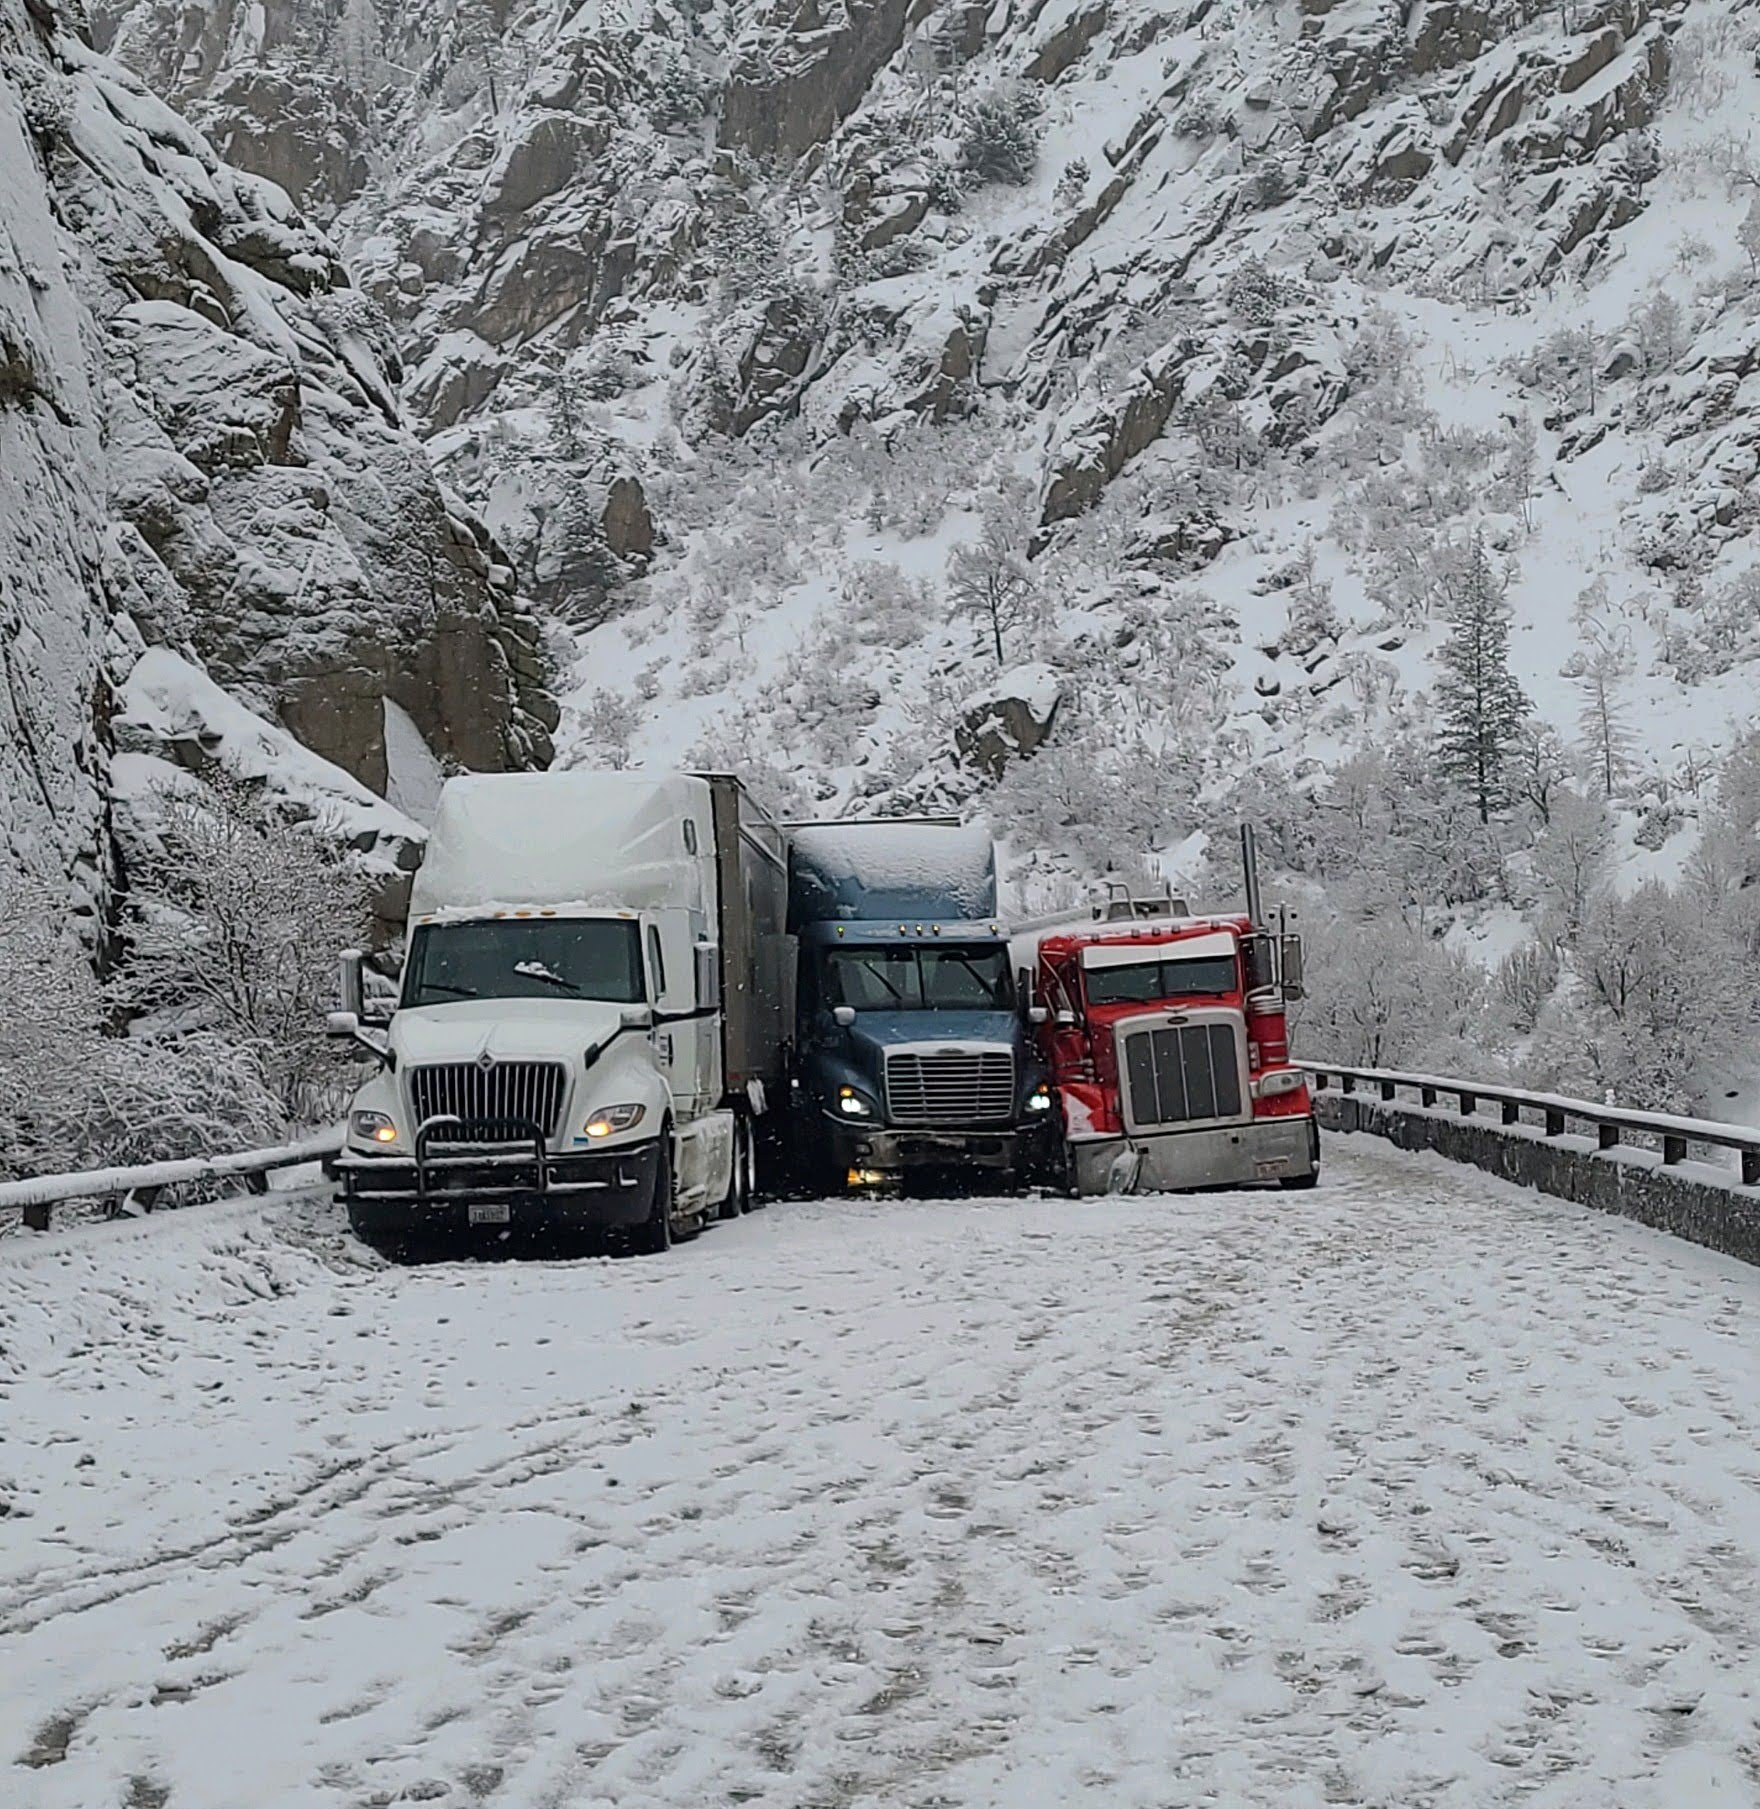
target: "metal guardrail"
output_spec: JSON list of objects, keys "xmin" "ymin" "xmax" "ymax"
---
[
  {"xmin": 1300, "ymin": 1062, "xmax": 1760, "ymax": 1188},
  {"xmin": 0, "ymin": 1129, "xmax": 345, "ymax": 1232}
]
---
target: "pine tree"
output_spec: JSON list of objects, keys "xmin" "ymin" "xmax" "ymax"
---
[{"xmin": 1433, "ymin": 544, "xmax": 1530, "ymax": 824}]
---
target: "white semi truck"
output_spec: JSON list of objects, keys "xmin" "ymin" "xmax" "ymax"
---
[{"xmin": 331, "ymin": 770, "xmax": 791, "ymax": 1254}]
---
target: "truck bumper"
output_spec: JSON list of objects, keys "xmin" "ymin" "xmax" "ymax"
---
[
  {"xmin": 335, "ymin": 1137, "xmax": 663, "ymax": 1237},
  {"xmin": 1070, "ymin": 1116, "xmax": 1318, "ymax": 1196},
  {"xmin": 826, "ymin": 1116, "xmax": 1032, "ymax": 1177}
]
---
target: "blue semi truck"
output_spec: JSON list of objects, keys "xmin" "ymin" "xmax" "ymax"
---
[{"xmin": 786, "ymin": 820, "xmax": 1051, "ymax": 1191}]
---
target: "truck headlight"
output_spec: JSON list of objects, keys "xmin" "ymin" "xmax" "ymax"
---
[
  {"xmin": 350, "ymin": 1111, "xmax": 398, "ymax": 1145},
  {"xmin": 1251, "ymin": 1069, "xmax": 1305, "ymax": 1099},
  {"xmin": 585, "ymin": 1103, "xmax": 646, "ymax": 1138},
  {"xmin": 837, "ymin": 1086, "xmax": 874, "ymax": 1118},
  {"xmin": 1027, "ymin": 1086, "xmax": 1053, "ymax": 1113}
]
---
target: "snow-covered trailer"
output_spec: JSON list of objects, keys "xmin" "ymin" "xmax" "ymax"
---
[{"xmin": 331, "ymin": 770, "xmax": 790, "ymax": 1252}]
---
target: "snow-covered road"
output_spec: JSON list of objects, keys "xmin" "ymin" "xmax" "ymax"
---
[{"xmin": 4, "ymin": 1140, "xmax": 1759, "ymax": 1809}]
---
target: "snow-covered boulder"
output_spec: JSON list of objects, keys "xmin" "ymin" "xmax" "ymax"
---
[{"xmin": 956, "ymin": 665, "xmax": 1064, "ymax": 778}]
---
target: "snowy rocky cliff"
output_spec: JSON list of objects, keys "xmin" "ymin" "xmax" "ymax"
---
[
  {"xmin": 0, "ymin": 0, "xmax": 555, "ymax": 904},
  {"xmin": 88, "ymin": 0, "xmax": 1760, "ymax": 837},
  {"xmin": 19, "ymin": 0, "xmax": 1760, "ymax": 1103}
]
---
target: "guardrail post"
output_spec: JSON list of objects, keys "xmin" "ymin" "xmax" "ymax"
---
[
  {"xmin": 23, "ymin": 1200, "xmax": 50, "ymax": 1232},
  {"xmin": 1501, "ymin": 1101, "xmax": 1520, "ymax": 1126},
  {"xmin": 1341, "ymin": 1074, "xmax": 1356, "ymax": 1095},
  {"xmin": 1598, "ymin": 1124, "xmax": 1620, "ymax": 1152},
  {"xmin": 1544, "ymin": 1108, "xmax": 1565, "ymax": 1137},
  {"xmin": 1663, "ymin": 1135, "xmax": 1687, "ymax": 1167},
  {"xmin": 1743, "ymin": 1150, "xmax": 1760, "ymax": 1188},
  {"xmin": 244, "ymin": 1172, "xmax": 270, "ymax": 1197},
  {"xmin": 1380, "ymin": 1079, "xmax": 1396, "ymax": 1100},
  {"xmin": 1459, "ymin": 1091, "xmax": 1476, "ymax": 1117},
  {"xmin": 1420, "ymin": 1085, "xmax": 1437, "ymax": 1108}
]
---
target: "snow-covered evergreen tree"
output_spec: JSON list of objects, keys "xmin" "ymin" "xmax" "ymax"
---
[{"xmin": 1433, "ymin": 545, "xmax": 1530, "ymax": 824}]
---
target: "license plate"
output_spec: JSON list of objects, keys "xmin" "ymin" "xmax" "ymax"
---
[
  {"xmin": 1255, "ymin": 1160, "xmax": 1287, "ymax": 1178},
  {"xmin": 468, "ymin": 1201, "xmax": 512, "ymax": 1226}
]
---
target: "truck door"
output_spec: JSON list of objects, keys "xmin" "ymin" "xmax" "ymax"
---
[{"xmin": 648, "ymin": 907, "xmax": 732, "ymax": 1209}]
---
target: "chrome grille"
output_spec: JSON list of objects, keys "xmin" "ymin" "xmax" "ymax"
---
[
  {"xmin": 1119, "ymin": 1022, "xmax": 1245, "ymax": 1130},
  {"xmin": 409, "ymin": 1061, "xmax": 568, "ymax": 1142},
  {"xmin": 884, "ymin": 1049, "xmax": 1015, "ymax": 1125}
]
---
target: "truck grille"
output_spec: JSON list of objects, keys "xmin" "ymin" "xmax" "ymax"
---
[
  {"xmin": 885, "ymin": 1050, "xmax": 1015, "ymax": 1125},
  {"xmin": 1119, "ymin": 1022, "xmax": 1245, "ymax": 1130},
  {"xmin": 409, "ymin": 1061, "xmax": 568, "ymax": 1142}
]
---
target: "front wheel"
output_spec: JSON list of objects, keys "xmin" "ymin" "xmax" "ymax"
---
[{"xmin": 1279, "ymin": 1169, "xmax": 1320, "ymax": 1191}]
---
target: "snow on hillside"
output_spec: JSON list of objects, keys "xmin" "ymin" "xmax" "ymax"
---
[{"xmin": 52, "ymin": 0, "xmax": 1760, "ymax": 1111}]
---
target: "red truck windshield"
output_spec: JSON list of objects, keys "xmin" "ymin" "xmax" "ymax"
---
[{"xmin": 1085, "ymin": 952, "xmax": 1239, "ymax": 1007}]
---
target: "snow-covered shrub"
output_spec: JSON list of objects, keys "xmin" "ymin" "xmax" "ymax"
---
[
  {"xmin": 114, "ymin": 777, "xmax": 371, "ymax": 1122},
  {"xmin": 1223, "ymin": 258, "xmax": 1306, "ymax": 326},
  {"xmin": 1496, "ymin": 940, "xmax": 1560, "ymax": 1035},
  {"xmin": 569, "ymin": 688, "xmax": 641, "ymax": 768},
  {"xmin": 1527, "ymin": 881, "xmax": 1753, "ymax": 1113},
  {"xmin": 1526, "ymin": 787, "xmax": 1613, "ymax": 936},
  {"xmin": 958, "ymin": 87, "xmax": 1043, "ymax": 188},
  {"xmin": 1294, "ymin": 908, "xmax": 1511, "ymax": 1076},
  {"xmin": 0, "ymin": 886, "xmax": 285, "ymax": 1183}
]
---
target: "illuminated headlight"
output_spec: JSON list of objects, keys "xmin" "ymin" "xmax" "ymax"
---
[
  {"xmin": 1027, "ymin": 1086, "xmax": 1053, "ymax": 1112},
  {"xmin": 585, "ymin": 1103, "xmax": 646, "ymax": 1139},
  {"xmin": 350, "ymin": 1110, "xmax": 398, "ymax": 1146},
  {"xmin": 1252, "ymin": 1069, "xmax": 1305, "ymax": 1099},
  {"xmin": 837, "ymin": 1086, "xmax": 874, "ymax": 1119}
]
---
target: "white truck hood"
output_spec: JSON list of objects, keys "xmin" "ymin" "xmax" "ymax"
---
[{"xmin": 390, "ymin": 997, "xmax": 639, "ymax": 1066}]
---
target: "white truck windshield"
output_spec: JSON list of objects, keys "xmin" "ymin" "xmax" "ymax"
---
[
  {"xmin": 825, "ymin": 946, "xmax": 1012, "ymax": 1012},
  {"xmin": 404, "ymin": 919, "xmax": 644, "ymax": 1007},
  {"xmin": 1085, "ymin": 952, "xmax": 1239, "ymax": 1006}
]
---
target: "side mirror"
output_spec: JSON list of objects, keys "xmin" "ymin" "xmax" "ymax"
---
[
  {"xmin": 1281, "ymin": 933, "xmax": 1306, "ymax": 1001},
  {"xmin": 620, "ymin": 1005, "xmax": 655, "ymax": 1031},
  {"xmin": 832, "ymin": 1005, "xmax": 857, "ymax": 1028},
  {"xmin": 1028, "ymin": 1005, "xmax": 1049, "ymax": 1026},
  {"xmin": 694, "ymin": 941, "xmax": 722, "ymax": 1011},
  {"xmin": 328, "ymin": 1008, "xmax": 392, "ymax": 1069},
  {"xmin": 338, "ymin": 949, "xmax": 365, "ymax": 1020}
]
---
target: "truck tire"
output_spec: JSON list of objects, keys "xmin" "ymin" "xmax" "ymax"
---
[
  {"xmin": 627, "ymin": 1138, "xmax": 674, "ymax": 1256},
  {"xmin": 724, "ymin": 1116, "xmax": 760, "ymax": 1216},
  {"xmin": 717, "ymin": 1123, "xmax": 747, "ymax": 1222}
]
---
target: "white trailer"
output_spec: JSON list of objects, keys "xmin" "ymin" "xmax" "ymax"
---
[{"xmin": 331, "ymin": 770, "xmax": 791, "ymax": 1253}]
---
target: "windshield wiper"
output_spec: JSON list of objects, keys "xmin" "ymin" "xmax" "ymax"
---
[
  {"xmin": 928, "ymin": 956, "xmax": 1005, "ymax": 1008},
  {"xmin": 514, "ymin": 960, "xmax": 581, "ymax": 996},
  {"xmin": 417, "ymin": 981, "xmax": 479, "ymax": 1002}
]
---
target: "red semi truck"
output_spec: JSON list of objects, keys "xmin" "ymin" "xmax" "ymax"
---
[{"xmin": 1026, "ymin": 831, "xmax": 1319, "ymax": 1195}]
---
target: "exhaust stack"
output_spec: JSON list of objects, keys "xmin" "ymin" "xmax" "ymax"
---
[{"xmin": 1240, "ymin": 824, "xmax": 1264, "ymax": 930}]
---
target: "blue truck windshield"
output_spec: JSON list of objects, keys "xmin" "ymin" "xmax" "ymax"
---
[
  {"xmin": 404, "ymin": 919, "xmax": 644, "ymax": 1006},
  {"xmin": 825, "ymin": 945, "xmax": 1012, "ymax": 1012},
  {"xmin": 1085, "ymin": 952, "xmax": 1238, "ymax": 1007}
]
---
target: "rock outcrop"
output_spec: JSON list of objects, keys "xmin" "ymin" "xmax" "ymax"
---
[{"xmin": 0, "ymin": 0, "xmax": 554, "ymax": 902}]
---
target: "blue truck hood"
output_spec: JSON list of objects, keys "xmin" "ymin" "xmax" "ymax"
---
[{"xmin": 843, "ymin": 1009, "xmax": 1022, "ymax": 1051}]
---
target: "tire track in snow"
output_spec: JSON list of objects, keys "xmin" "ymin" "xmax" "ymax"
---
[{"xmin": 3, "ymin": 1142, "xmax": 1760, "ymax": 1807}]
